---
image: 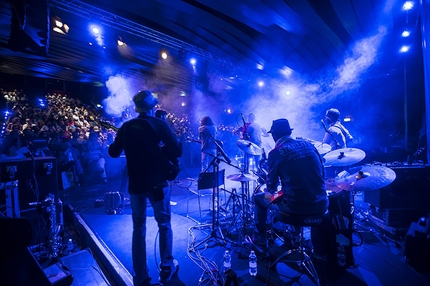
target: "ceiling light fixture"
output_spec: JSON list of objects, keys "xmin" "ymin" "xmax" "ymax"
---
[
  {"xmin": 52, "ymin": 17, "xmax": 69, "ymax": 34},
  {"xmin": 401, "ymin": 30, "xmax": 411, "ymax": 37},
  {"xmin": 117, "ymin": 36, "xmax": 125, "ymax": 46},
  {"xmin": 402, "ymin": 1, "xmax": 414, "ymax": 10}
]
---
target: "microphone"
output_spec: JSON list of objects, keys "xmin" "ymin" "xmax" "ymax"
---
[
  {"xmin": 241, "ymin": 114, "xmax": 246, "ymax": 128},
  {"xmin": 320, "ymin": 119, "xmax": 328, "ymax": 132}
]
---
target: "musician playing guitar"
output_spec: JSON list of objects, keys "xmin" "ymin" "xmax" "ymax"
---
[{"xmin": 247, "ymin": 118, "xmax": 332, "ymax": 265}]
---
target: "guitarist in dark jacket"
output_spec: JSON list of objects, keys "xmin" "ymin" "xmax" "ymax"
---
[{"xmin": 108, "ymin": 90, "xmax": 182, "ymax": 286}]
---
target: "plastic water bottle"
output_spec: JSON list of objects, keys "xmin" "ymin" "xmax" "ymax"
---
[
  {"xmin": 337, "ymin": 246, "xmax": 346, "ymax": 267},
  {"xmin": 248, "ymin": 250, "xmax": 257, "ymax": 276},
  {"xmin": 223, "ymin": 250, "xmax": 231, "ymax": 273},
  {"xmin": 67, "ymin": 239, "xmax": 74, "ymax": 253}
]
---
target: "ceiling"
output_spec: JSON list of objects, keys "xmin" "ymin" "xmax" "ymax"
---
[{"xmin": 0, "ymin": 0, "xmax": 417, "ymax": 91}]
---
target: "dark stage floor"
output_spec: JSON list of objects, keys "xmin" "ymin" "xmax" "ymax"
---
[{"xmin": 56, "ymin": 163, "xmax": 430, "ymax": 286}]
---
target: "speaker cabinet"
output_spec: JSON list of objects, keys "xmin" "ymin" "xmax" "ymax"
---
[
  {"xmin": 364, "ymin": 166, "xmax": 430, "ymax": 209},
  {"xmin": 0, "ymin": 157, "xmax": 58, "ymax": 211}
]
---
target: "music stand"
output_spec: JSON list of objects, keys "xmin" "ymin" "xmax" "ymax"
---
[
  {"xmin": 187, "ymin": 170, "xmax": 225, "ymax": 223},
  {"xmin": 193, "ymin": 153, "xmax": 228, "ymax": 248}
]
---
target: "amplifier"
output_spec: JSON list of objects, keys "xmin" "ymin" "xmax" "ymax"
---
[
  {"xmin": 364, "ymin": 165, "xmax": 430, "ymax": 209},
  {"xmin": 0, "ymin": 157, "xmax": 58, "ymax": 211}
]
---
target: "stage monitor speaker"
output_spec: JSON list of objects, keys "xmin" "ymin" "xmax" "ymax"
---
[
  {"xmin": 0, "ymin": 157, "xmax": 58, "ymax": 212},
  {"xmin": 364, "ymin": 165, "xmax": 430, "ymax": 209}
]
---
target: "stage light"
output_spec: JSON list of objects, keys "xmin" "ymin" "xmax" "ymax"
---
[
  {"xmin": 161, "ymin": 51, "xmax": 168, "ymax": 59},
  {"xmin": 402, "ymin": 30, "xmax": 411, "ymax": 37},
  {"xmin": 52, "ymin": 17, "xmax": 69, "ymax": 35},
  {"xmin": 91, "ymin": 25, "xmax": 101, "ymax": 35},
  {"xmin": 400, "ymin": 45, "xmax": 410, "ymax": 52},
  {"xmin": 181, "ymin": 102, "xmax": 186, "ymax": 107},
  {"xmin": 117, "ymin": 36, "xmax": 125, "ymax": 46},
  {"xmin": 258, "ymin": 80, "xmax": 264, "ymax": 87},
  {"xmin": 190, "ymin": 58, "xmax": 196, "ymax": 65},
  {"xmin": 180, "ymin": 91, "xmax": 186, "ymax": 97},
  {"xmin": 402, "ymin": 1, "xmax": 414, "ymax": 10}
]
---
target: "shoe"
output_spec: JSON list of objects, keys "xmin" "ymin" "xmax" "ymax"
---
[
  {"xmin": 244, "ymin": 235, "xmax": 270, "ymax": 258},
  {"xmin": 159, "ymin": 259, "xmax": 179, "ymax": 285}
]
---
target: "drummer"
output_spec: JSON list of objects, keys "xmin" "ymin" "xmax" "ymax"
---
[
  {"xmin": 248, "ymin": 118, "xmax": 332, "ymax": 263},
  {"xmin": 322, "ymin": 108, "xmax": 353, "ymax": 151}
]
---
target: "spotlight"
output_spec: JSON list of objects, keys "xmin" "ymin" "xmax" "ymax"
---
[
  {"xmin": 401, "ymin": 30, "xmax": 410, "ymax": 37},
  {"xmin": 258, "ymin": 80, "xmax": 264, "ymax": 87},
  {"xmin": 117, "ymin": 36, "xmax": 125, "ymax": 46},
  {"xmin": 400, "ymin": 45, "xmax": 410, "ymax": 52},
  {"xmin": 90, "ymin": 25, "xmax": 101, "ymax": 36},
  {"xmin": 52, "ymin": 17, "xmax": 69, "ymax": 35},
  {"xmin": 161, "ymin": 52, "xmax": 168, "ymax": 59},
  {"xmin": 190, "ymin": 58, "xmax": 196, "ymax": 65},
  {"xmin": 402, "ymin": 1, "xmax": 414, "ymax": 10}
]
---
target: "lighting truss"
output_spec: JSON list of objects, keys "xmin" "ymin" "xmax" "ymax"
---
[{"xmin": 49, "ymin": 0, "xmax": 230, "ymax": 66}]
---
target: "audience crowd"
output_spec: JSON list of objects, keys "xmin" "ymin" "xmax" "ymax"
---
[
  {"xmin": 0, "ymin": 88, "xmax": 245, "ymax": 190},
  {"xmin": 1, "ymin": 89, "xmax": 116, "ymax": 188}
]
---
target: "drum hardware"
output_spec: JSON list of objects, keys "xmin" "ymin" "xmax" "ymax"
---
[
  {"xmin": 226, "ymin": 173, "xmax": 258, "ymax": 182},
  {"xmin": 323, "ymin": 148, "xmax": 366, "ymax": 167},
  {"xmin": 236, "ymin": 140, "xmax": 263, "ymax": 156}
]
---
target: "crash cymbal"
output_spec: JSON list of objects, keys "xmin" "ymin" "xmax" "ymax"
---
[
  {"xmin": 227, "ymin": 173, "xmax": 258, "ymax": 182},
  {"xmin": 309, "ymin": 140, "xmax": 331, "ymax": 155},
  {"xmin": 334, "ymin": 165, "xmax": 396, "ymax": 192},
  {"xmin": 323, "ymin": 148, "xmax": 366, "ymax": 167},
  {"xmin": 236, "ymin": 140, "xmax": 263, "ymax": 155}
]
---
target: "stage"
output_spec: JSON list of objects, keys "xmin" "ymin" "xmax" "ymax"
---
[{"xmin": 56, "ymin": 164, "xmax": 430, "ymax": 286}]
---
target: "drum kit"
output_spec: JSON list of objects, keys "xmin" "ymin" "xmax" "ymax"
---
[{"xmin": 225, "ymin": 137, "xmax": 398, "ymax": 218}]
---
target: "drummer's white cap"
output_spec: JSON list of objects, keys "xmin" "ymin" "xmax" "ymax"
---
[{"xmin": 268, "ymin": 118, "xmax": 293, "ymax": 135}]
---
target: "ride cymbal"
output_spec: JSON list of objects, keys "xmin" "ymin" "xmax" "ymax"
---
[
  {"xmin": 334, "ymin": 165, "xmax": 396, "ymax": 192},
  {"xmin": 236, "ymin": 140, "xmax": 263, "ymax": 155},
  {"xmin": 227, "ymin": 173, "xmax": 258, "ymax": 182},
  {"xmin": 323, "ymin": 148, "xmax": 366, "ymax": 167}
]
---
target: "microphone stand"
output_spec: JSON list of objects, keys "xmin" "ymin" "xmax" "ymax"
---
[{"xmin": 321, "ymin": 119, "xmax": 341, "ymax": 149}]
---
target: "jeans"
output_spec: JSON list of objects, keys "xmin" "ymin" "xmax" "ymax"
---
[{"xmin": 130, "ymin": 186, "xmax": 174, "ymax": 285}]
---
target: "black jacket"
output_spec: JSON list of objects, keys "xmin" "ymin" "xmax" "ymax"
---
[{"xmin": 108, "ymin": 115, "xmax": 182, "ymax": 195}]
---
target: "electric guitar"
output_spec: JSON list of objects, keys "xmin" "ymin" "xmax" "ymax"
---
[{"xmin": 270, "ymin": 190, "xmax": 284, "ymax": 203}]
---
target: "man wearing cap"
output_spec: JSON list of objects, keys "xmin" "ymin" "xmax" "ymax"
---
[
  {"xmin": 249, "ymin": 118, "xmax": 330, "ymax": 260},
  {"xmin": 108, "ymin": 90, "xmax": 182, "ymax": 286},
  {"xmin": 322, "ymin": 108, "xmax": 353, "ymax": 150}
]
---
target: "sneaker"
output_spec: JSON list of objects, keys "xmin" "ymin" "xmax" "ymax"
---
[
  {"xmin": 244, "ymin": 235, "xmax": 270, "ymax": 258},
  {"xmin": 159, "ymin": 259, "xmax": 179, "ymax": 285}
]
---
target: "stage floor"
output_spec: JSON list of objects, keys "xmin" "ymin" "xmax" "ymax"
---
[{"xmin": 59, "ymin": 164, "xmax": 430, "ymax": 286}]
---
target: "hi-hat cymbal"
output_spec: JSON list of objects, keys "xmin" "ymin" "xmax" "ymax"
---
[
  {"xmin": 309, "ymin": 140, "xmax": 331, "ymax": 155},
  {"xmin": 227, "ymin": 173, "xmax": 258, "ymax": 182},
  {"xmin": 334, "ymin": 165, "xmax": 396, "ymax": 192},
  {"xmin": 323, "ymin": 148, "xmax": 366, "ymax": 167},
  {"xmin": 236, "ymin": 140, "xmax": 263, "ymax": 155}
]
